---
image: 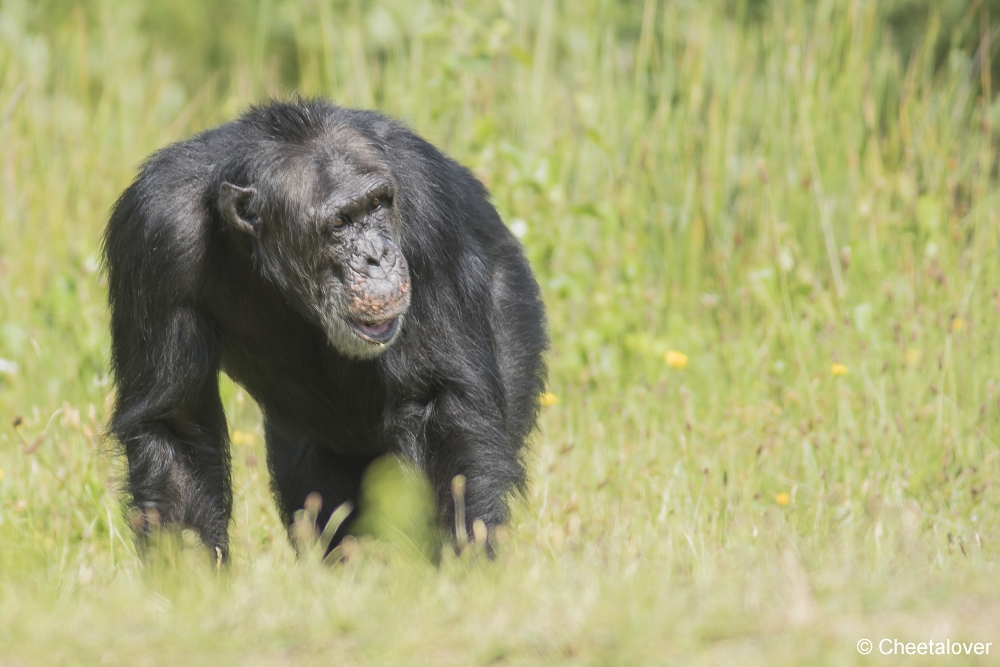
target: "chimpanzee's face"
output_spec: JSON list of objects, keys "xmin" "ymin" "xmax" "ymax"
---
[
  {"xmin": 305, "ymin": 169, "xmax": 411, "ymax": 359},
  {"xmin": 219, "ymin": 147, "xmax": 411, "ymax": 360}
]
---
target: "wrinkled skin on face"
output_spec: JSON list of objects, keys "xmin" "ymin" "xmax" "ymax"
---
[
  {"xmin": 219, "ymin": 151, "xmax": 411, "ymax": 359},
  {"xmin": 311, "ymin": 185, "xmax": 411, "ymax": 359}
]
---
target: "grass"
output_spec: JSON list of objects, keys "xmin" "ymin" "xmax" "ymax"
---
[{"xmin": 2, "ymin": 0, "xmax": 1000, "ymax": 664}]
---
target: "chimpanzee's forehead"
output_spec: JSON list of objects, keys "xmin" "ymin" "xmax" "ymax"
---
[{"xmin": 309, "ymin": 129, "xmax": 392, "ymax": 204}]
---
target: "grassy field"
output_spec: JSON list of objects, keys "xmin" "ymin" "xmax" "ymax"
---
[{"xmin": 3, "ymin": 0, "xmax": 1000, "ymax": 664}]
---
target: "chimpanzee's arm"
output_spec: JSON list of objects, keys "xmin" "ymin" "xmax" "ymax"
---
[
  {"xmin": 426, "ymin": 390, "xmax": 527, "ymax": 535},
  {"xmin": 383, "ymin": 385, "xmax": 524, "ymax": 545},
  {"xmin": 381, "ymin": 297, "xmax": 533, "ymax": 544},
  {"xmin": 108, "ymin": 304, "xmax": 232, "ymax": 558}
]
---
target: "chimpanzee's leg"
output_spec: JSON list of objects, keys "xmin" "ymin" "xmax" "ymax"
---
[{"xmin": 264, "ymin": 418, "xmax": 372, "ymax": 550}]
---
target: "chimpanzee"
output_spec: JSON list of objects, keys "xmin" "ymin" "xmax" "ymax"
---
[{"xmin": 103, "ymin": 99, "xmax": 547, "ymax": 559}]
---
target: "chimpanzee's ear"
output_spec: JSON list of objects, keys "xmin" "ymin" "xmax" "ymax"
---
[{"xmin": 218, "ymin": 182, "xmax": 259, "ymax": 236}]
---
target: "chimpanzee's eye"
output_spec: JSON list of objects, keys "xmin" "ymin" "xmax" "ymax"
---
[
  {"xmin": 331, "ymin": 214, "xmax": 348, "ymax": 229},
  {"xmin": 371, "ymin": 198, "xmax": 380, "ymax": 209}
]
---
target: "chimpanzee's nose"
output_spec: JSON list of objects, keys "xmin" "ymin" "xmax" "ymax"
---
[{"xmin": 364, "ymin": 235, "xmax": 387, "ymax": 267}]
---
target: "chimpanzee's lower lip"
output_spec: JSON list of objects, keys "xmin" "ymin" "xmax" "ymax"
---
[{"xmin": 348, "ymin": 317, "xmax": 399, "ymax": 343}]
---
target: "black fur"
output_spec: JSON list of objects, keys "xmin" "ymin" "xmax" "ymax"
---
[{"xmin": 104, "ymin": 100, "xmax": 547, "ymax": 558}]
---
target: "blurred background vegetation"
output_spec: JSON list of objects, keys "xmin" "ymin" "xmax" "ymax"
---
[{"xmin": 3, "ymin": 0, "xmax": 1000, "ymax": 664}]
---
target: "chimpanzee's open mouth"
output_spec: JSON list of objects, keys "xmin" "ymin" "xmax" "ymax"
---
[{"xmin": 348, "ymin": 317, "xmax": 399, "ymax": 344}]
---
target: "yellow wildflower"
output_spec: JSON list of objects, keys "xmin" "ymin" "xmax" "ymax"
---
[
  {"xmin": 539, "ymin": 392, "xmax": 559, "ymax": 407},
  {"xmin": 951, "ymin": 317, "xmax": 964, "ymax": 333},
  {"xmin": 831, "ymin": 363, "xmax": 848, "ymax": 376},
  {"xmin": 775, "ymin": 492, "xmax": 790, "ymax": 506},
  {"xmin": 231, "ymin": 430, "xmax": 253, "ymax": 445},
  {"xmin": 0, "ymin": 465, "xmax": 4, "ymax": 483},
  {"xmin": 664, "ymin": 350, "xmax": 688, "ymax": 369},
  {"xmin": 905, "ymin": 348, "xmax": 921, "ymax": 366}
]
